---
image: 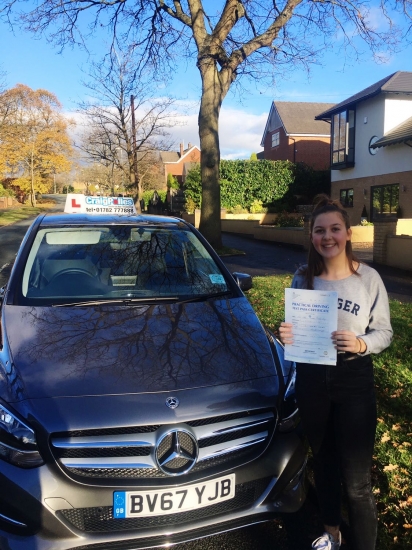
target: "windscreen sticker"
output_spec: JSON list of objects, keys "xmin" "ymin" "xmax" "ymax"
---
[{"xmin": 209, "ymin": 274, "xmax": 225, "ymax": 284}]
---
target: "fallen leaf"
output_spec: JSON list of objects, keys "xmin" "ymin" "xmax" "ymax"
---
[
  {"xmin": 384, "ymin": 464, "xmax": 398, "ymax": 472},
  {"xmin": 381, "ymin": 433, "xmax": 390, "ymax": 443}
]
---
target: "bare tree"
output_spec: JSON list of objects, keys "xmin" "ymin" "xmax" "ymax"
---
[
  {"xmin": 76, "ymin": 50, "xmax": 180, "ymax": 211},
  {"xmin": 1, "ymin": 1, "xmax": 411, "ymax": 246}
]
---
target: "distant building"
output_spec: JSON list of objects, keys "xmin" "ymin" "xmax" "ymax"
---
[
  {"xmin": 260, "ymin": 101, "xmax": 335, "ymax": 170},
  {"xmin": 316, "ymin": 71, "xmax": 412, "ymax": 223},
  {"xmin": 160, "ymin": 142, "xmax": 201, "ymax": 185}
]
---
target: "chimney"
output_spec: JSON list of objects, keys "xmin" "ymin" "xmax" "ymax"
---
[
  {"xmin": 188, "ymin": 142, "xmax": 192, "ymax": 149},
  {"xmin": 180, "ymin": 142, "xmax": 184, "ymax": 157}
]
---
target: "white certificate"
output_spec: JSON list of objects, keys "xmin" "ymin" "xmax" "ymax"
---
[{"xmin": 284, "ymin": 288, "xmax": 338, "ymax": 365}]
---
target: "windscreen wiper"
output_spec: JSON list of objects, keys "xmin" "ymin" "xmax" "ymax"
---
[
  {"xmin": 176, "ymin": 291, "xmax": 233, "ymax": 304},
  {"xmin": 52, "ymin": 297, "xmax": 179, "ymax": 307}
]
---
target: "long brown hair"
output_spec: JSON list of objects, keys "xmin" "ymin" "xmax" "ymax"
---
[{"xmin": 300, "ymin": 194, "xmax": 359, "ymax": 289}]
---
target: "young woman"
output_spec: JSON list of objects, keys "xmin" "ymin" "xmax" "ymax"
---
[{"xmin": 279, "ymin": 195, "xmax": 392, "ymax": 550}]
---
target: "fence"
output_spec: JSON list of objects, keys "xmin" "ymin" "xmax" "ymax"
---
[{"xmin": 0, "ymin": 197, "xmax": 15, "ymax": 209}]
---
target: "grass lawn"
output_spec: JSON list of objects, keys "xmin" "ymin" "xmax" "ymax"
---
[
  {"xmin": 247, "ymin": 275, "xmax": 412, "ymax": 550},
  {"xmin": 0, "ymin": 201, "xmax": 56, "ymax": 226}
]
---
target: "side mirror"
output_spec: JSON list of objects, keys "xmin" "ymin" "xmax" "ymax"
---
[
  {"xmin": 232, "ymin": 272, "xmax": 253, "ymax": 292},
  {"xmin": 0, "ymin": 286, "xmax": 5, "ymax": 306}
]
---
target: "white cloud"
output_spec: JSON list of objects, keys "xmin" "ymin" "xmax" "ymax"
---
[
  {"xmin": 165, "ymin": 104, "xmax": 267, "ymax": 159},
  {"xmin": 66, "ymin": 100, "xmax": 268, "ymax": 161}
]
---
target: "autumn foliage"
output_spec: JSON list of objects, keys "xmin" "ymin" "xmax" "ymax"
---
[{"xmin": 0, "ymin": 84, "xmax": 73, "ymax": 204}]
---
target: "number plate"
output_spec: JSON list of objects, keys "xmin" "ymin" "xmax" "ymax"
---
[{"xmin": 113, "ymin": 474, "xmax": 235, "ymax": 518}]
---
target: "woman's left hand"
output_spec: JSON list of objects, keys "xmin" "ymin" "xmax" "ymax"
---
[{"xmin": 332, "ymin": 330, "xmax": 360, "ymax": 353}]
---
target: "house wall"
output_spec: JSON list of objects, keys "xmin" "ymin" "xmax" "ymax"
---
[
  {"xmin": 263, "ymin": 129, "xmax": 331, "ymax": 170},
  {"xmin": 329, "ymin": 94, "xmax": 412, "ymax": 223},
  {"xmin": 164, "ymin": 149, "xmax": 201, "ymax": 184},
  {"xmin": 331, "ymin": 169, "xmax": 412, "ymax": 225},
  {"xmin": 331, "ymin": 95, "xmax": 412, "ymax": 183}
]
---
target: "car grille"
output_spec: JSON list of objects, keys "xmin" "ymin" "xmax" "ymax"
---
[
  {"xmin": 59, "ymin": 477, "xmax": 271, "ymax": 533},
  {"xmin": 50, "ymin": 410, "xmax": 275, "ymax": 481}
]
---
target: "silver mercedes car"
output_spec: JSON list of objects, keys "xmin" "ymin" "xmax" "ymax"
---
[{"xmin": 0, "ymin": 205, "xmax": 306, "ymax": 550}]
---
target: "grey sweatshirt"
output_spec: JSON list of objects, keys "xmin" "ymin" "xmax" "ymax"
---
[{"xmin": 291, "ymin": 263, "xmax": 393, "ymax": 355}]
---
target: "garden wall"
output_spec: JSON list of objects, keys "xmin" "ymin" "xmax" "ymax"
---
[
  {"xmin": 220, "ymin": 217, "xmax": 373, "ymax": 247},
  {"xmin": 396, "ymin": 219, "xmax": 412, "ymax": 236},
  {"xmin": 181, "ymin": 211, "xmax": 412, "ymax": 270},
  {"xmin": 181, "ymin": 211, "xmax": 281, "ymax": 228},
  {"xmin": 181, "ymin": 212, "xmax": 374, "ymax": 249},
  {"xmin": 253, "ymin": 225, "xmax": 305, "ymax": 246},
  {"xmin": 386, "ymin": 235, "xmax": 412, "ymax": 271},
  {"xmin": 0, "ymin": 197, "xmax": 15, "ymax": 209},
  {"xmin": 374, "ymin": 219, "xmax": 412, "ymax": 271}
]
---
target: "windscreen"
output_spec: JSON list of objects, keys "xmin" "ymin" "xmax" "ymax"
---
[{"xmin": 21, "ymin": 225, "xmax": 228, "ymax": 304}]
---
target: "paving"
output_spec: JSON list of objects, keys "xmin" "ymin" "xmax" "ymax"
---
[{"xmin": 221, "ymin": 232, "xmax": 412, "ymax": 303}]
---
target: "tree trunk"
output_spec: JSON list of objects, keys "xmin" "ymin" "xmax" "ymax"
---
[
  {"xmin": 198, "ymin": 63, "xmax": 224, "ymax": 250},
  {"xmin": 30, "ymin": 150, "xmax": 36, "ymax": 207}
]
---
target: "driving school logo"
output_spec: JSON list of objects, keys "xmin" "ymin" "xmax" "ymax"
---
[{"xmin": 85, "ymin": 196, "xmax": 134, "ymax": 207}]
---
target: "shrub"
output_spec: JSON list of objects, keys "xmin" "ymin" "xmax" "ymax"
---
[
  {"xmin": 183, "ymin": 164, "xmax": 202, "ymax": 208},
  {"xmin": 185, "ymin": 196, "xmax": 197, "ymax": 214},
  {"xmin": 249, "ymin": 199, "xmax": 266, "ymax": 214},
  {"xmin": 184, "ymin": 160, "xmax": 295, "ymax": 212},
  {"xmin": 142, "ymin": 190, "xmax": 154, "ymax": 208},
  {"xmin": 229, "ymin": 204, "xmax": 249, "ymax": 214},
  {"xmin": 276, "ymin": 211, "xmax": 304, "ymax": 227},
  {"xmin": 0, "ymin": 183, "xmax": 15, "ymax": 197},
  {"xmin": 167, "ymin": 173, "xmax": 179, "ymax": 190},
  {"xmin": 142, "ymin": 189, "xmax": 167, "ymax": 209},
  {"xmin": 270, "ymin": 162, "xmax": 331, "ymax": 211},
  {"xmin": 220, "ymin": 159, "xmax": 293, "ymax": 210}
]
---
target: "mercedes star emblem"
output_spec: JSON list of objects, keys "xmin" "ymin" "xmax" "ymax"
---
[
  {"xmin": 165, "ymin": 396, "xmax": 179, "ymax": 409},
  {"xmin": 155, "ymin": 429, "xmax": 198, "ymax": 475}
]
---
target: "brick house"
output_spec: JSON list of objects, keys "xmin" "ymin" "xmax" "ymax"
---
[
  {"xmin": 315, "ymin": 71, "xmax": 412, "ymax": 224},
  {"xmin": 160, "ymin": 142, "xmax": 201, "ymax": 185},
  {"xmin": 260, "ymin": 101, "xmax": 335, "ymax": 170}
]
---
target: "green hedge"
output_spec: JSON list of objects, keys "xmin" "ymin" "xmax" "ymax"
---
[
  {"xmin": 142, "ymin": 189, "xmax": 167, "ymax": 209},
  {"xmin": 184, "ymin": 160, "xmax": 294, "ymax": 211},
  {"xmin": 220, "ymin": 160, "xmax": 293, "ymax": 209},
  {"xmin": 183, "ymin": 160, "xmax": 331, "ymax": 213}
]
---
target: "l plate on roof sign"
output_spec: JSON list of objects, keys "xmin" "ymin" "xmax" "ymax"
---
[{"xmin": 64, "ymin": 194, "xmax": 136, "ymax": 215}]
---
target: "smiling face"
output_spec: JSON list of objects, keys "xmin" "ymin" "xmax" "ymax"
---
[{"xmin": 311, "ymin": 211, "xmax": 352, "ymax": 261}]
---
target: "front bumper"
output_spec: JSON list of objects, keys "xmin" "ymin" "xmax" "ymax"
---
[{"xmin": 0, "ymin": 431, "xmax": 306, "ymax": 550}]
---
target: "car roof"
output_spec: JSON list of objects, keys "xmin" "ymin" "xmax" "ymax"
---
[{"xmin": 37, "ymin": 213, "xmax": 188, "ymax": 228}]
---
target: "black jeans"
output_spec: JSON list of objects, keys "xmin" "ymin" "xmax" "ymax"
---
[{"xmin": 296, "ymin": 354, "xmax": 377, "ymax": 550}]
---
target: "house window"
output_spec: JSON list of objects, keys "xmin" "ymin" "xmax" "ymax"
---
[
  {"xmin": 340, "ymin": 188, "xmax": 354, "ymax": 207},
  {"xmin": 271, "ymin": 131, "xmax": 280, "ymax": 148},
  {"xmin": 331, "ymin": 109, "xmax": 355, "ymax": 169},
  {"xmin": 371, "ymin": 184, "xmax": 399, "ymax": 220}
]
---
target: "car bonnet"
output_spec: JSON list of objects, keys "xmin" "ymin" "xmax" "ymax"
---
[{"xmin": 2, "ymin": 297, "xmax": 278, "ymax": 400}]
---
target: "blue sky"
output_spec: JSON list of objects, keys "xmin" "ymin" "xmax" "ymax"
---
[{"xmin": 2, "ymin": 11, "xmax": 412, "ymax": 159}]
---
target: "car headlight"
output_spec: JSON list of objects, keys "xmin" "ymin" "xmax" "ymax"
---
[
  {"xmin": 278, "ymin": 369, "xmax": 301, "ymax": 433},
  {"xmin": 0, "ymin": 404, "xmax": 44, "ymax": 467}
]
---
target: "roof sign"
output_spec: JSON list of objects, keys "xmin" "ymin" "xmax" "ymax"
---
[{"xmin": 64, "ymin": 194, "xmax": 136, "ymax": 215}]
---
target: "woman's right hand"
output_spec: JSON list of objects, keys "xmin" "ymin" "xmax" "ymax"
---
[{"xmin": 278, "ymin": 322, "xmax": 294, "ymax": 345}]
